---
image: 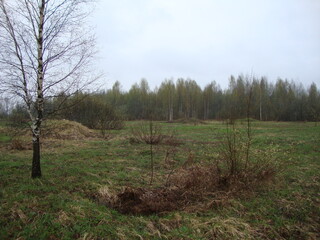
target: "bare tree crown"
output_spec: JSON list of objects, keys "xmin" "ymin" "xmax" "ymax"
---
[{"xmin": 0, "ymin": 0, "xmax": 97, "ymax": 106}]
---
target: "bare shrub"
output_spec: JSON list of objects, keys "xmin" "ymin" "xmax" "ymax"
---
[
  {"xmin": 218, "ymin": 123, "xmax": 247, "ymax": 177},
  {"xmin": 130, "ymin": 121, "xmax": 165, "ymax": 144},
  {"xmin": 215, "ymin": 122, "xmax": 280, "ymax": 190},
  {"xmin": 99, "ymin": 117, "xmax": 124, "ymax": 138},
  {"xmin": 129, "ymin": 121, "xmax": 180, "ymax": 145}
]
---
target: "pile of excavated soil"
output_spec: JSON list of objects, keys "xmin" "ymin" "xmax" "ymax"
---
[
  {"xmin": 4, "ymin": 120, "xmax": 96, "ymax": 150},
  {"xmin": 42, "ymin": 119, "xmax": 96, "ymax": 140}
]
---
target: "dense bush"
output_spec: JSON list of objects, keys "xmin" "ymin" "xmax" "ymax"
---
[{"xmin": 59, "ymin": 95, "xmax": 124, "ymax": 131}]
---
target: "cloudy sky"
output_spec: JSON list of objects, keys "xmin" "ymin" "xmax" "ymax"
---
[{"xmin": 91, "ymin": 0, "xmax": 320, "ymax": 90}]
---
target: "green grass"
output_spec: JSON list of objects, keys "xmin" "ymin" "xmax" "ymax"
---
[{"xmin": 0, "ymin": 121, "xmax": 319, "ymax": 239}]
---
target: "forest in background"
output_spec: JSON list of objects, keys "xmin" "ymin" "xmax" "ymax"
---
[{"xmin": 1, "ymin": 75, "xmax": 319, "ymax": 126}]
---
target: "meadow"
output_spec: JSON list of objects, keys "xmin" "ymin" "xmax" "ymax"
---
[{"xmin": 0, "ymin": 120, "xmax": 319, "ymax": 239}]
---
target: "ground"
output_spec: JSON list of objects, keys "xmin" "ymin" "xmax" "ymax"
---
[{"xmin": 0, "ymin": 120, "xmax": 319, "ymax": 239}]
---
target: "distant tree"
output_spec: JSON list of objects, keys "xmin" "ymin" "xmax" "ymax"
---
[
  {"xmin": 295, "ymin": 83, "xmax": 308, "ymax": 121},
  {"xmin": 139, "ymin": 79, "xmax": 151, "ymax": 118},
  {"xmin": 0, "ymin": 0, "xmax": 98, "ymax": 178},
  {"xmin": 222, "ymin": 75, "xmax": 238, "ymax": 120},
  {"xmin": 308, "ymin": 83, "xmax": 320, "ymax": 123},
  {"xmin": 271, "ymin": 79, "xmax": 288, "ymax": 121},
  {"xmin": 203, "ymin": 81, "xmax": 221, "ymax": 119},
  {"xmin": 185, "ymin": 79, "xmax": 202, "ymax": 119},
  {"xmin": 176, "ymin": 78, "xmax": 187, "ymax": 118},
  {"xmin": 125, "ymin": 79, "xmax": 152, "ymax": 119},
  {"xmin": 158, "ymin": 79, "xmax": 175, "ymax": 121},
  {"xmin": 203, "ymin": 83, "xmax": 213, "ymax": 120}
]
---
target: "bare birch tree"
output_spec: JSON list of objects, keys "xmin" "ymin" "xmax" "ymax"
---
[{"xmin": 0, "ymin": 0, "xmax": 98, "ymax": 178}]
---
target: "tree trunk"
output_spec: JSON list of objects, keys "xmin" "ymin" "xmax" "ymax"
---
[
  {"xmin": 259, "ymin": 87, "xmax": 262, "ymax": 121},
  {"xmin": 169, "ymin": 104, "xmax": 173, "ymax": 122},
  {"xmin": 31, "ymin": 134, "xmax": 41, "ymax": 178},
  {"xmin": 30, "ymin": 0, "xmax": 45, "ymax": 178}
]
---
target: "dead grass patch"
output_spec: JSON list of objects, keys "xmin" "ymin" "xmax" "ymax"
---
[
  {"xmin": 9, "ymin": 138, "xmax": 32, "ymax": 150},
  {"xmin": 96, "ymin": 162, "xmax": 277, "ymax": 215},
  {"xmin": 191, "ymin": 217, "xmax": 256, "ymax": 239}
]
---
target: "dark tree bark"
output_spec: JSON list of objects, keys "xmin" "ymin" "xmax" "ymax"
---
[{"xmin": 32, "ymin": 135, "xmax": 41, "ymax": 178}]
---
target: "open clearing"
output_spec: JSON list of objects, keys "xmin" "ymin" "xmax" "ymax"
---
[{"xmin": 0, "ymin": 121, "xmax": 319, "ymax": 239}]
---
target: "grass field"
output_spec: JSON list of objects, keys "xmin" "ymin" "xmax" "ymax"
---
[{"xmin": 0, "ymin": 120, "xmax": 319, "ymax": 239}]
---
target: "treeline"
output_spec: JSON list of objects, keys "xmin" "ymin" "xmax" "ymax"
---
[
  {"xmin": 98, "ymin": 76, "xmax": 319, "ymax": 122},
  {"xmin": 1, "ymin": 75, "xmax": 319, "ymax": 125}
]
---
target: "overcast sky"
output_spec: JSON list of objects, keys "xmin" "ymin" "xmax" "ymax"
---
[{"xmin": 91, "ymin": 0, "xmax": 320, "ymax": 91}]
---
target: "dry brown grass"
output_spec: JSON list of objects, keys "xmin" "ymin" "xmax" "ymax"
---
[
  {"xmin": 9, "ymin": 138, "xmax": 32, "ymax": 150},
  {"xmin": 96, "ymin": 160, "xmax": 277, "ymax": 215}
]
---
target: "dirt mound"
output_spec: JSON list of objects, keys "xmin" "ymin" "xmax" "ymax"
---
[{"xmin": 42, "ymin": 119, "xmax": 95, "ymax": 140}]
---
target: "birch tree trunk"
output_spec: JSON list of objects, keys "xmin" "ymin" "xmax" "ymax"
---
[{"xmin": 30, "ymin": 0, "xmax": 45, "ymax": 178}]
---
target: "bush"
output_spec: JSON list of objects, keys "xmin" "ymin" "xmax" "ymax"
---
[
  {"xmin": 129, "ymin": 121, "xmax": 180, "ymax": 145},
  {"xmin": 60, "ymin": 95, "xmax": 124, "ymax": 132},
  {"xmin": 215, "ymin": 121, "xmax": 280, "ymax": 189},
  {"xmin": 129, "ymin": 121, "xmax": 165, "ymax": 144}
]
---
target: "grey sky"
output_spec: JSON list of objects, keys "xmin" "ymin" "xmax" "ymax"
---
[{"xmin": 91, "ymin": 0, "xmax": 320, "ymax": 90}]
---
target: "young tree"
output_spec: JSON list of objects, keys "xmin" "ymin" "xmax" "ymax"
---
[{"xmin": 0, "ymin": 0, "xmax": 98, "ymax": 178}]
